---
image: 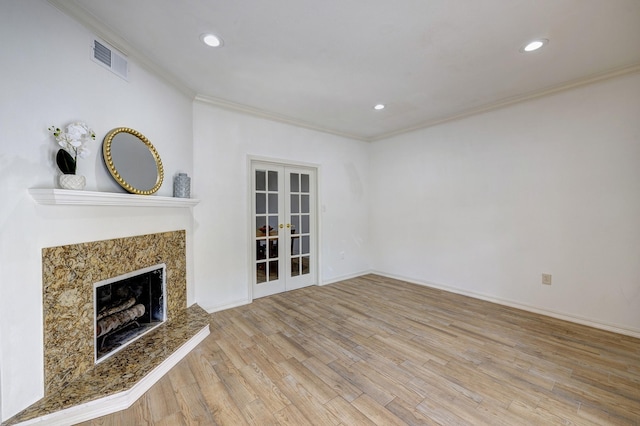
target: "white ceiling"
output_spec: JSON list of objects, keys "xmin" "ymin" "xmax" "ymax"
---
[{"xmin": 51, "ymin": 0, "xmax": 640, "ymax": 141}]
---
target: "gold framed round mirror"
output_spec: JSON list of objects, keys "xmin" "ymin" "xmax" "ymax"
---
[{"xmin": 102, "ymin": 127, "xmax": 164, "ymax": 195}]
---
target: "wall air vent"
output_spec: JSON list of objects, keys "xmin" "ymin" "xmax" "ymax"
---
[{"xmin": 91, "ymin": 38, "xmax": 128, "ymax": 81}]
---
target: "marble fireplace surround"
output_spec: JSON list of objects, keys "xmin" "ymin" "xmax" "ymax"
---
[
  {"xmin": 43, "ymin": 230, "xmax": 189, "ymax": 394},
  {"xmin": 5, "ymin": 230, "xmax": 210, "ymax": 425}
]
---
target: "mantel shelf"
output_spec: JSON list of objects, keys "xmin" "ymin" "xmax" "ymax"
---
[{"xmin": 28, "ymin": 188, "xmax": 200, "ymax": 208}]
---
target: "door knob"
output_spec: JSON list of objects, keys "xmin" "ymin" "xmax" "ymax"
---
[{"xmin": 279, "ymin": 224, "xmax": 284, "ymax": 229}]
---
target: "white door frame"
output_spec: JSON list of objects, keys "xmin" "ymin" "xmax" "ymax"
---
[{"xmin": 247, "ymin": 156, "xmax": 320, "ymax": 301}]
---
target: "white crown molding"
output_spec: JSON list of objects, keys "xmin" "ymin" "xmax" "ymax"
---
[
  {"xmin": 29, "ymin": 188, "xmax": 200, "ymax": 208},
  {"xmin": 194, "ymin": 94, "xmax": 367, "ymax": 141},
  {"xmin": 46, "ymin": 0, "xmax": 196, "ymax": 99},
  {"xmin": 45, "ymin": 0, "xmax": 640, "ymax": 144},
  {"xmin": 369, "ymin": 63, "xmax": 640, "ymax": 142},
  {"xmin": 199, "ymin": 64, "xmax": 640, "ymax": 142}
]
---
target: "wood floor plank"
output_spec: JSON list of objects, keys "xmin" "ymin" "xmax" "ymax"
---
[
  {"xmin": 239, "ymin": 398, "xmax": 278, "ymax": 425},
  {"xmin": 145, "ymin": 376, "xmax": 183, "ymax": 423},
  {"xmin": 172, "ymin": 382, "xmax": 217, "ymax": 425},
  {"xmin": 273, "ymin": 403, "xmax": 314, "ymax": 425},
  {"xmin": 215, "ymin": 335, "xmax": 254, "ymax": 371},
  {"xmin": 266, "ymin": 332, "xmax": 312, "ymax": 362},
  {"xmin": 301, "ymin": 356, "xmax": 364, "ymax": 402},
  {"xmin": 327, "ymin": 359, "xmax": 396, "ymax": 406},
  {"xmin": 385, "ymin": 397, "xmax": 440, "ymax": 426},
  {"xmin": 278, "ymin": 357, "xmax": 338, "ymax": 404},
  {"xmin": 238, "ymin": 361, "xmax": 291, "ymax": 413},
  {"xmin": 199, "ymin": 381, "xmax": 248, "ymax": 426},
  {"xmin": 289, "ymin": 330, "xmax": 340, "ymax": 365},
  {"xmin": 323, "ymin": 395, "xmax": 376, "ymax": 425},
  {"xmin": 352, "ymin": 359, "xmax": 424, "ymax": 407},
  {"xmin": 276, "ymin": 374, "xmax": 341, "ymax": 426},
  {"xmin": 243, "ymin": 340, "xmax": 290, "ymax": 382},
  {"xmin": 415, "ymin": 392, "xmax": 480, "ymax": 425},
  {"xmin": 210, "ymin": 349, "xmax": 259, "ymax": 410},
  {"xmin": 82, "ymin": 274, "xmax": 640, "ymax": 425},
  {"xmin": 151, "ymin": 411, "xmax": 189, "ymax": 426},
  {"xmin": 351, "ymin": 393, "xmax": 408, "ymax": 426},
  {"xmin": 166, "ymin": 357, "xmax": 198, "ymax": 391}
]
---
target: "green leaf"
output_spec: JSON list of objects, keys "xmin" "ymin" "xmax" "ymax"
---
[{"xmin": 56, "ymin": 149, "xmax": 76, "ymax": 174}]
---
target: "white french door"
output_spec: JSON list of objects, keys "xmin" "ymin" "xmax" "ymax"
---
[{"xmin": 251, "ymin": 161, "xmax": 317, "ymax": 298}]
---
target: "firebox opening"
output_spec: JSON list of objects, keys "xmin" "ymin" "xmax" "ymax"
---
[{"xmin": 94, "ymin": 263, "xmax": 166, "ymax": 363}]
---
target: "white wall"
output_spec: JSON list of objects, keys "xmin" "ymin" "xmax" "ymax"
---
[
  {"xmin": 0, "ymin": 1, "xmax": 194, "ymax": 420},
  {"xmin": 370, "ymin": 72, "xmax": 640, "ymax": 335},
  {"xmin": 2, "ymin": 0, "xmax": 638, "ymax": 421},
  {"xmin": 192, "ymin": 102, "xmax": 371, "ymax": 311}
]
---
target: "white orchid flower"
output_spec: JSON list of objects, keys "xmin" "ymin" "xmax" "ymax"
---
[
  {"xmin": 76, "ymin": 146, "xmax": 91, "ymax": 158},
  {"xmin": 67, "ymin": 122, "xmax": 90, "ymax": 137},
  {"xmin": 49, "ymin": 121, "xmax": 95, "ymax": 174},
  {"xmin": 68, "ymin": 138, "xmax": 83, "ymax": 147}
]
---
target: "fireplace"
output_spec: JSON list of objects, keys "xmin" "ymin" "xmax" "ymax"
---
[
  {"xmin": 41, "ymin": 231, "xmax": 188, "ymax": 395},
  {"xmin": 94, "ymin": 263, "xmax": 167, "ymax": 362},
  {"xmin": 6, "ymin": 230, "xmax": 211, "ymax": 426}
]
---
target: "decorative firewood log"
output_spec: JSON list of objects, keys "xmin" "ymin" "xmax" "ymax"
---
[
  {"xmin": 96, "ymin": 304, "xmax": 145, "ymax": 337},
  {"xmin": 96, "ymin": 296, "xmax": 136, "ymax": 321}
]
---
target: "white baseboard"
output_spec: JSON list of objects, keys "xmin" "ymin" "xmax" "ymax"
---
[
  {"xmin": 204, "ymin": 298, "xmax": 251, "ymax": 314},
  {"xmin": 320, "ymin": 270, "xmax": 373, "ymax": 286},
  {"xmin": 14, "ymin": 325, "xmax": 210, "ymax": 426},
  {"xmin": 372, "ymin": 270, "xmax": 640, "ymax": 339}
]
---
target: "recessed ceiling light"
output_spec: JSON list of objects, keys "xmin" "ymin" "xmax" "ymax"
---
[
  {"xmin": 201, "ymin": 33, "xmax": 223, "ymax": 47},
  {"xmin": 520, "ymin": 39, "xmax": 548, "ymax": 53},
  {"xmin": 373, "ymin": 104, "xmax": 385, "ymax": 110}
]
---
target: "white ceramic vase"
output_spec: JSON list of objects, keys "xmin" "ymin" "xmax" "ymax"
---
[{"xmin": 59, "ymin": 174, "xmax": 86, "ymax": 190}]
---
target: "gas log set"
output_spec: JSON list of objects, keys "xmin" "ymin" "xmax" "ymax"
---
[
  {"xmin": 96, "ymin": 297, "xmax": 146, "ymax": 342},
  {"xmin": 94, "ymin": 265, "xmax": 166, "ymax": 362}
]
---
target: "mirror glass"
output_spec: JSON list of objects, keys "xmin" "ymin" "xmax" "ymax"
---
[{"xmin": 102, "ymin": 127, "xmax": 163, "ymax": 195}]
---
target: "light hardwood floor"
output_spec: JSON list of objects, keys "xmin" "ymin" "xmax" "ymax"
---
[{"xmin": 80, "ymin": 274, "xmax": 640, "ymax": 425}]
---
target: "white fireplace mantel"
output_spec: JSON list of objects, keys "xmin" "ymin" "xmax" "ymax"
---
[{"xmin": 28, "ymin": 188, "xmax": 200, "ymax": 208}]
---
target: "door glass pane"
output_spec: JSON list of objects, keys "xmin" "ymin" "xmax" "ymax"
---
[
  {"xmin": 269, "ymin": 260, "xmax": 278, "ymax": 281},
  {"xmin": 268, "ymin": 238, "xmax": 278, "ymax": 259},
  {"xmin": 256, "ymin": 193, "xmax": 266, "ymax": 214},
  {"xmin": 268, "ymin": 194, "xmax": 278, "ymax": 214},
  {"xmin": 268, "ymin": 216, "xmax": 279, "ymax": 235},
  {"xmin": 291, "ymin": 236, "xmax": 300, "ymax": 255},
  {"xmin": 256, "ymin": 170, "xmax": 266, "ymax": 191},
  {"xmin": 256, "ymin": 240, "xmax": 266, "ymax": 261},
  {"xmin": 256, "ymin": 262, "xmax": 266, "ymax": 283},
  {"xmin": 255, "ymin": 165, "xmax": 315, "ymax": 291},
  {"xmin": 291, "ymin": 257, "xmax": 300, "ymax": 277},
  {"xmin": 256, "ymin": 216, "xmax": 266, "ymax": 235},
  {"xmin": 268, "ymin": 171, "xmax": 278, "ymax": 191}
]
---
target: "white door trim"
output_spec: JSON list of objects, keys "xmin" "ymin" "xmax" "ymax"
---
[{"xmin": 247, "ymin": 156, "xmax": 321, "ymax": 301}]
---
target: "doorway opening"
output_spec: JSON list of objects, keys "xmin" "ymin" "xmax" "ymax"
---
[{"xmin": 251, "ymin": 160, "xmax": 318, "ymax": 298}]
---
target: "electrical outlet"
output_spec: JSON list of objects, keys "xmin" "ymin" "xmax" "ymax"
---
[
  {"xmin": 542, "ymin": 273, "xmax": 552, "ymax": 285},
  {"xmin": 339, "ymin": 251, "xmax": 345, "ymax": 260}
]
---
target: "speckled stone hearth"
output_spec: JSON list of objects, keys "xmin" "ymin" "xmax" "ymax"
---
[
  {"xmin": 5, "ymin": 304, "xmax": 210, "ymax": 425},
  {"xmin": 3, "ymin": 231, "xmax": 209, "ymax": 426}
]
